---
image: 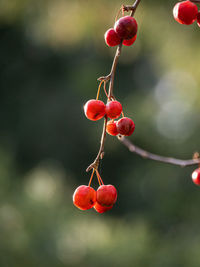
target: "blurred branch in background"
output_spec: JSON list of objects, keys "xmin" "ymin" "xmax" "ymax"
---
[{"xmin": 119, "ymin": 136, "xmax": 200, "ymax": 167}]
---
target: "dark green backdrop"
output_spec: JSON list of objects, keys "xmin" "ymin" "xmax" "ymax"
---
[{"xmin": 0, "ymin": 0, "xmax": 200, "ymax": 266}]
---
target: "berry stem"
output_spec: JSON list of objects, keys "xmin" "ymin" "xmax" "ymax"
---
[
  {"xmin": 88, "ymin": 168, "xmax": 95, "ymax": 187},
  {"xmin": 103, "ymin": 81, "xmax": 110, "ymax": 99},
  {"xmin": 96, "ymin": 169, "xmax": 104, "ymax": 185},
  {"xmin": 115, "ymin": 6, "xmax": 123, "ymax": 22},
  {"xmin": 96, "ymin": 80, "xmax": 104, "ymax": 100},
  {"xmin": 96, "ymin": 171, "xmax": 102, "ymax": 185}
]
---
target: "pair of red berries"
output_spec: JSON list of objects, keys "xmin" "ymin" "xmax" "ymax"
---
[
  {"xmin": 105, "ymin": 15, "xmax": 138, "ymax": 47},
  {"xmin": 84, "ymin": 99, "xmax": 135, "ymax": 136},
  {"xmin": 173, "ymin": 0, "xmax": 200, "ymax": 26},
  {"xmin": 73, "ymin": 184, "xmax": 117, "ymax": 213},
  {"xmin": 192, "ymin": 168, "xmax": 200, "ymax": 185},
  {"xmin": 84, "ymin": 99, "xmax": 122, "ymax": 121},
  {"xmin": 106, "ymin": 117, "xmax": 135, "ymax": 136}
]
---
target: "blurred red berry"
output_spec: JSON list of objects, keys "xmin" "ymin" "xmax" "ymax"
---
[
  {"xmin": 93, "ymin": 202, "xmax": 113, "ymax": 213},
  {"xmin": 73, "ymin": 185, "xmax": 96, "ymax": 210},
  {"xmin": 106, "ymin": 100, "xmax": 122, "ymax": 119},
  {"xmin": 97, "ymin": 185, "xmax": 117, "ymax": 207},
  {"xmin": 104, "ymin": 28, "xmax": 121, "ymax": 47},
  {"xmin": 116, "ymin": 117, "xmax": 135, "ymax": 136},
  {"xmin": 84, "ymin": 99, "xmax": 106, "ymax": 121},
  {"xmin": 197, "ymin": 12, "xmax": 200, "ymax": 27},
  {"xmin": 123, "ymin": 34, "xmax": 137, "ymax": 46},
  {"xmin": 106, "ymin": 120, "xmax": 118, "ymax": 136},
  {"xmin": 173, "ymin": 0, "xmax": 198, "ymax": 25},
  {"xmin": 114, "ymin": 16, "xmax": 138, "ymax": 40},
  {"xmin": 192, "ymin": 168, "xmax": 200, "ymax": 186}
]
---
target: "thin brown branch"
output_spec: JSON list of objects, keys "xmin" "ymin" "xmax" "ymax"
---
[
  {"xmin": 108, "ymin": 42, "xmax": 123, "ymax": 98},
  {"xmin": 123, "ymin": 0, "xmax": 142, "ymax": 16},
  {"xmin": 86, "ymin": 116, "xmax": 108, "ymax": 172},
  {"xmin": 86, "ymin": 0, "xmax": 142, "ymax": 173},
  {"xmin": 87, "ymin": 43, "xmax": 122, "ymax": 172},
  {"xmin": 98, "ymin": 74, "xmax": 111, "ymax": 82},
  {"xmin": 118, "ymin": 136, "xmax": 200, "ymax": 167}
]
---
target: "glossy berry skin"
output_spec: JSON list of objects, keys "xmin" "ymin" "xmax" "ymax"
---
[
  {"xmin": 84, "ymin": 99, "xmax": 106, "ymax": 121},
  {"xmin": 73, "ymin": 185, "xmax": 96, "ymax": 210},
  {"xmin": 104, "ymin": 28, "xmax": 121, "ymax": 47},
  {"xmin": 116, "ymin": 117, "xmax": 135, "ymax": 136},
  {"xmin": 114, "ymin": 16, "xmax": 138, "ymax": 40},
  {"xmin": 173, "ymin": 1, "xmax": 198, "ymax": 25},
  {"xmin": 97, "ymin": 185, "xmax": 117, "ymax": 207},
  {"xmin": 93, "ymin": 202, "xmax": 113, "ymax": 213},
  {"xmin": 197, "ymin": 12, "xmax": 200, "ymax": 27},
  {"xmin": 192, "ymin": 168, "xmax": 200, "ymax": 186},
  {"xmin": 105, "ymin": 100, "xmax": 122, "ymax": 119},
  {"xmin": 106, "ymin": 120, "xmax": 118, "ymax": 136},
  {"xmin": 123, "ymin": 34, "xmax": 137, "ymax": 46}
]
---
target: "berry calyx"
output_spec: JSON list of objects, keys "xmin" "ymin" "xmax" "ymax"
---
[
  {"xmin": 105, "ymin": 100, "xmax": 122, "ymax": 119},
  {"xmin": 123, "ymin": 34, "xmax": 137, "ymax": 46},
  {"xmin": 106, "ymin": 120, "xmax": 118, "ymax": 136},
  {"xmin": 116, "ymin": 117, "xmax": 135, "ymax": 136},
  {"xmin": 73, "ymin": 185, "xmax": 96, "ymax": 210},
  {"xmin": 104, "ymin": 28, "xmax": 122, "ymax": 47},
  {"xmin": 173, "ymin": 1, "xmax": 198, "ymax": 25},
  {"xmin": 197, "ymin": 12, "xmax": 200, "ymax": 27},
  {"xmin": 192, "ymin": 168, "xmax": 200, "ymax": 186},
  {"xmin": 114, "ymin": 16, "xmax": 138, "ymax": 40},
  {"xmin": 93, "ymin": 202, "xmax": 113, "ymax": 213},
  {"xmin": 84, "ymin": 99, "xmax": 106, "ymax": 121},
  {"xmin": 97, "ymin": 185, "xmax": 117, "ymax": 207}
]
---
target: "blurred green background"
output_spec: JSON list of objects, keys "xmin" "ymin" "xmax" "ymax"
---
[{"xmin": 1, "ymin": 0, "xmax": 200, "ymax": 266}]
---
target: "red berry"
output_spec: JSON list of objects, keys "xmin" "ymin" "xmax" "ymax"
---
[
  {"xmin": 116, "ymin": 117, "xmax": 135, "ymax": 136},
  {"xmin": 197, "ymin": 12, "xmax": 200, "ymax": 27},
  {"xmin": 93, "ymin": 202, "xmax": 113, "ymax": 213},
  {"xmin": 104, "ymin": 28, "xmax": 121, "ymax": 47},
  {"xmin": 106, "ymin": 120, "xmax": 118, "ymax": 136},
  {"xmin": 114, "ymin": 16, "xmax": 138, "ymax": 40},
  {"xmin": 123, "ymin": 34, "xmax": 137, "ymax": 46},
  {"xmin": 97, "ymin": 185, "xmax": 117, "ymax": 207},
  {"xmin": 192, "ymin": 168, "xmax": 200, "ymax": 186},
  {"xmin": 84, "ymin": 99, "xmax": 106, "ymax": 121},
  {"xmin": 173, "ymin": 1, "xmax": 198, "ymax": 25},
  {"xmin": 73, "ymin": 185, "xmax": 96, "ymax": 210},
  {"xmin": 105, "ymin": 100, "xmax": 122, "ymax": 119}
]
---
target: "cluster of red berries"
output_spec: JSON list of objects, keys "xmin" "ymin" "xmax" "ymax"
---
[
  {"xmin": 73, "ymin": 13, "xmax": 138, "ymax": 214},
  {"xmin": 104, "ymin": 15, "xmax": 138, "ymax": 47},
  {"xmin": 173, "ymin": 0, "xmax": 200, "ymax": 26},
  {"xmin": 84, "ymin": 99, "xmax": 135, "ymax": 136},
  {"xmin": 73, "ymin": 171, "xmax": 117, "ymax": 213}
]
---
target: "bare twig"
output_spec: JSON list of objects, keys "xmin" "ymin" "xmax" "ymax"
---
[
  {"xmin": 87, "ymin": 43, "xmax": 123, "ymax": 172},
  {"xmin": 108, "ymin": 42, "xmax": 123, "ymax": 99},
  {"xmin": 118, "ymin": 136, "xmax": 200, "ymax": 167},
  {"xmin": 86, "ymin": 116, "xmax": 108, "ymax": 172},
  {"xmin": 86, "ymin": 0, "xmax": 141, "ymax": 172},
  {"xmin": 123, "ymin": 0, "xmax": 142, "ymax": 16}
]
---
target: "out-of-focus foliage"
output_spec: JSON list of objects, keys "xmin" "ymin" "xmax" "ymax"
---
[{"xmin": 1, "ymin": 0, "xmax": 200, "ymax": 266}]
